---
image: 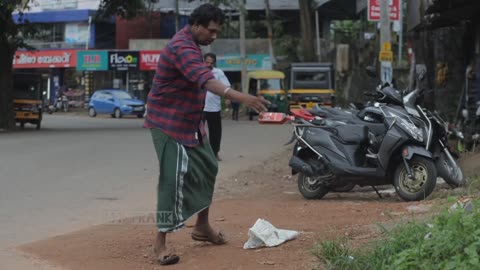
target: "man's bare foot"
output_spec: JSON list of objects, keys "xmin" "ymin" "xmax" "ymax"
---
[
  {"xmin": 191, "ymin": 224, "xmax": 228, "ymax": 245},
  {"xmin": 154, "ymin": 246, "xmax": 179, "ymax": 266},
  {"xmin": 154, "ymin": 232, "xmax": 179, "ymax": 265}
]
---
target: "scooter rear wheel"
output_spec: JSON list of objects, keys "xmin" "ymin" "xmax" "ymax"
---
[{"xmin": 297, "ymin": 173, "xmax": 329, "ymax": 200}]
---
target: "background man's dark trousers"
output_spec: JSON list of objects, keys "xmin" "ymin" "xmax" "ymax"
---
[
  {"xmin": 203, "ymin": 111, "xmax": 222, "ymax": 158},
  {"xmin": 231, "ymin": 102, "xmax": 239, "ymax": 121}
]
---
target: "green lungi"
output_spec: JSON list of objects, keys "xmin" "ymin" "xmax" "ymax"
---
[{"xmin": 151, "ymin": 128, "xmax": 218, "ymax": 232}]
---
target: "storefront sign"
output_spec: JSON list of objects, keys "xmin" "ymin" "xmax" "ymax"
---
[
  {"xmin": 36, "ymin": 0, "xmax": 79, "ymax": 10},
  {"xmin": 139, "ymin": 50, "xmax": 161, "ymax": 71},
  {"xmin": 77, "ymin": 51, "xmax": 108, "ymax": 71},
  {"xmin": 24, "ymin": 0, "xmax": 101, "ymax": 13},
  {"xmin": 65, "ymin": 23, "xmax": 89, "ymax": 44},
  {"xmin": 108, "ymin": 51, "xmax": 139, "ymax": 71},
  {"xmin": 216, "ymin": 54, "xmax": 272, "ymax": 71},
  {"xmin": 13, "ymin": 49, "xmax": 77, "ymax": 68},
  {"xmin": 368, "ymin": 0, "xmax": 400, "ymax": 21}
]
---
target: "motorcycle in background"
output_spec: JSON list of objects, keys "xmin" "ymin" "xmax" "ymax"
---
[{"xmin": 48, "ymin": 94, "xmax": 69, "ymax": 113}]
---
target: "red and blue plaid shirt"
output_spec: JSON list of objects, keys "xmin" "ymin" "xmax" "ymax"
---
[{"xmin": 144, "ymin": 26, "xmax": 214, "ymax": 147}]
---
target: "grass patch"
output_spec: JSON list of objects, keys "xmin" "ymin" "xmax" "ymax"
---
[{"xmin": 312, "ymin": 197, "xmax": 480, "ymax": 270}]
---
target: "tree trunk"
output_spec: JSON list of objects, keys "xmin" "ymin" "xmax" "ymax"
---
[
  {"xmin": 299, "ymin": 0, "xmax": 315, "ymax": 62},
  {"xmin": 411, "ymin": 30, "xmax": 435, "ymax": 110},
  {"xmin": 0, "ymin": 34, "xmax": 15, "ymax": 131}
]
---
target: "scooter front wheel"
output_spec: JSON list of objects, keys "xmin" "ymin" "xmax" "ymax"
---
[
  {"xmin": 297, "ymin": 173, "xmax": 329, "ymax": 200},
  {"xmin": 394, "ymin": 156, "xmax": 437, "ymax": 201},
  {"xmin": 436, "ymin": 152, "xmax": 465, "ymax": 188}
]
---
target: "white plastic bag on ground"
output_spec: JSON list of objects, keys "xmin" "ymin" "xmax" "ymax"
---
[{"xmin": 243, "ymin": 218, "xmax": 299, "ymax": 249}]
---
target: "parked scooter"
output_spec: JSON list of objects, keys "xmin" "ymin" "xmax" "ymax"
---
[
  {"xmin": 280, "ymin": 96, "xmax": 437, "ymax": 201},
  {"xmin": 265, "ymin": 80, "xmax": 463, "ymax": 201},
  {"xmin": 298, "ymin": 75, "xmax": 464, "ymax": 188},
  {"xmin": 49, "ymin": 94, "xmax": 69, "ymax": 113}
]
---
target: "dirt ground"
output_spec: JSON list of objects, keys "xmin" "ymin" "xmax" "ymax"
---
[{"xmin": 19, "ymin": 150, "xmax": 480, "ymax": 270}]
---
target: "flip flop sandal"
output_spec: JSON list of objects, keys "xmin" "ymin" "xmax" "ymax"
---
[
  {"xmin": 158, "ymin": 254, "xmax": 180, "ymax": 266},
  {"xmin": 191, "ymin": 231, "xmax": 228, "ymax": 245}
]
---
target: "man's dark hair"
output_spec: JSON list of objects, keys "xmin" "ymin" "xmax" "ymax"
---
[
  {"xmin": 204, "ymin": 53, "xmax": 217, "ymax": 63},
  {"xmin": 188, "ymin": 4, "xmax": 225, "ymax": 27}
]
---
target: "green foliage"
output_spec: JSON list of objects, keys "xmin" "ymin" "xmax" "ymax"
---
[
  {"xmin": 311, "ymin": 238, "xmax": 355, "ymax": 269},
  {"xmin": 272, "ymin": 20, "xmax": 299, "ymax": 62},
  {"xmin": 0, "ymin": 0, "xmax": 32, "ymax": 51},
  {"xmin": 332, "ymin": 21, "xmax": 362, "ymax": 43},
  {"xmin": 331, "ymin": 20, "xmax": 371, "ymax": 45},
  {"xmin": 312, "ymin": 200, "xmax": 480, "ymax": 270},
  {"xmin": 96, "ymin": 0, "xmax": 146, "ymax": 19}
]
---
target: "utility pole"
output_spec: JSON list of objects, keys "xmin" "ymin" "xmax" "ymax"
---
[
  {"xmin": 264, "ymin": 0, "xmax": 276, "ymax": 69},
  {"xmin": 379, "ymin": 0, "xmax": 393, "ymax": 85},
  {"xmin": 397, "ymin": 0, "xmax": 403, "ymax": 66},
  {"xmin": 239, "ymin": 0, "xmax": 247, "ymax": 92},
  {"xmin": 315, "ymin": 10, "xmax": 321, "ymax": 61},
  {"xmin": 175, "ymin": 0, "xmax": 180, "ymax": 32}
]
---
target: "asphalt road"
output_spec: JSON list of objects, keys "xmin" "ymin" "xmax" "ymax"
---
[{"xmin": 0, "ymin": 114, "xmax": 291, "ymax": 269}]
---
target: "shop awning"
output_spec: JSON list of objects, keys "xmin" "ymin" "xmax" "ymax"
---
[{"xmin": 13, "ymin": 9, "xmax": 96, "ymax": 24}]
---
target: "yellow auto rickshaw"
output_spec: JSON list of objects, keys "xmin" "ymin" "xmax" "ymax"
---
[
  {"xmin": 13, "ymin": 72, "xmax": 45, "ymax": 129},
  {"xmin": 247, "ymin": 70, "xmax": 288, "ymax": 120},
  {"xmin": 287, "ymin": 63, "xmax": 336, "ymax": 110}
]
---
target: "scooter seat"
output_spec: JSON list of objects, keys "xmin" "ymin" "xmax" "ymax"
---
[
  {"xmin": 310, "ymin": 105, "xmax": 356, "ymax": 118},
  {"xmin": 335, "ymin": 124, "xmax": 368, "ymax": 144}
]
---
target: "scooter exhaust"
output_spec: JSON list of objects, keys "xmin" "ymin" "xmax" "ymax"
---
[{"xmin": 289, "ymin": 156, "xmax": 314, "ymax": 176}]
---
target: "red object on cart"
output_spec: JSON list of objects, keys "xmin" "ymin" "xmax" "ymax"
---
[
  {"xmin": 289, "ymin": 108, "xmax": 315, "ymax": 121},
  {"xmin": 258, "ymin": 112, "xmax": 294, "ymax": 124}
]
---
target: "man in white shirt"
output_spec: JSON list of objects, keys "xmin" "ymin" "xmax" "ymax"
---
[{"xmin": 204, "ymin": 53, "xmax": 231, "ymax": 161}]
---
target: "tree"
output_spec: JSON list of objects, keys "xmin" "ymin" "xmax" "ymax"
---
[
  {"xmin": 298, "ymin": 0, "xmax": 315, "ymax": 62},
  {"xmin": 0, "ymin": 1, "xmax": 29, "ymax": 131}
]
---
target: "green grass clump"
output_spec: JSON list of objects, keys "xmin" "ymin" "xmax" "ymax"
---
[{"xmin": 312, "ymin": 200, "xmax": 480, "ymax": 270}]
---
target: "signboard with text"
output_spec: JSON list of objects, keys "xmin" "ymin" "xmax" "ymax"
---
[
  {"xmin": 368, "ymin": 0, "xmax": 400, "ymax": 21},
  {"xmin": 108, "ymin": 51, "xmax": 139, "ymax": 71},
  {"xmin": 216, "ymin": 54, "xmax": 272, "ymax": 71},
  {"xmin": 37, "ymin": 0, "xmax": 78, "ymax": 10},
  {"xmin": 13, "ymin": 49, "xmax": 77, "ymax": 69},
  {"xmin": 25, "ymin": 0, "xmax": 100, "ymax": 13},
  {"xmin": 139, "ymin": 50, "xmax": 161, "ymax": 71},
  {"xmin": 77, "ymin": 51, "xmax": 108, "ymax": 71}
]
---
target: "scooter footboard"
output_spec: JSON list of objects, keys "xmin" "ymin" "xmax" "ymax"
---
[{"xmin": 328, "ymin": 162, "xmax": 383, "ymax": 178}]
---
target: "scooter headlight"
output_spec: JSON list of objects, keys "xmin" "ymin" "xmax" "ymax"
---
[{"xmin": 399, "ymin": 118, "xmax": 424, "ymax": 142}]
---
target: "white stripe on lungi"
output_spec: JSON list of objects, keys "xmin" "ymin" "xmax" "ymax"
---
[{"xmin": 176, "ymin": 144, "xmax": 188, "ymax": 222}]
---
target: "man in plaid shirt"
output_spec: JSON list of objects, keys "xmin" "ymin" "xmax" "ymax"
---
[{"xmin": 145, "ymin": 3, "xmax": 269, "ymax": 266}]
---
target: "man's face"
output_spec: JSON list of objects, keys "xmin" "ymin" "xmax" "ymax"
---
[
  {"xmin": 204, "ymin": 56, "xmax": 215, "ymax": 69},
  {"xmin": 192, "ymin": 21, "xmax": 221, "ymax": 46}
]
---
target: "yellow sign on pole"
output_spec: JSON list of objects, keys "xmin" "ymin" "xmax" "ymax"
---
[
  {"xmin": 382, "ymin": 42, "xmax": 392, "ymax": 51},
  {"xmin": 379, "ymin": 50, "xmax": 393, "ymax": 62}
]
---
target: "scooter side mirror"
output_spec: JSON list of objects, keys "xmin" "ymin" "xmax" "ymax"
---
[
  {"xmin": 366, "ymin": 66, "xmax": 377, "ymax": 78},
  {"xmin": 416, "ymin": 64, "xmax": 427, "ymax": 82}
]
